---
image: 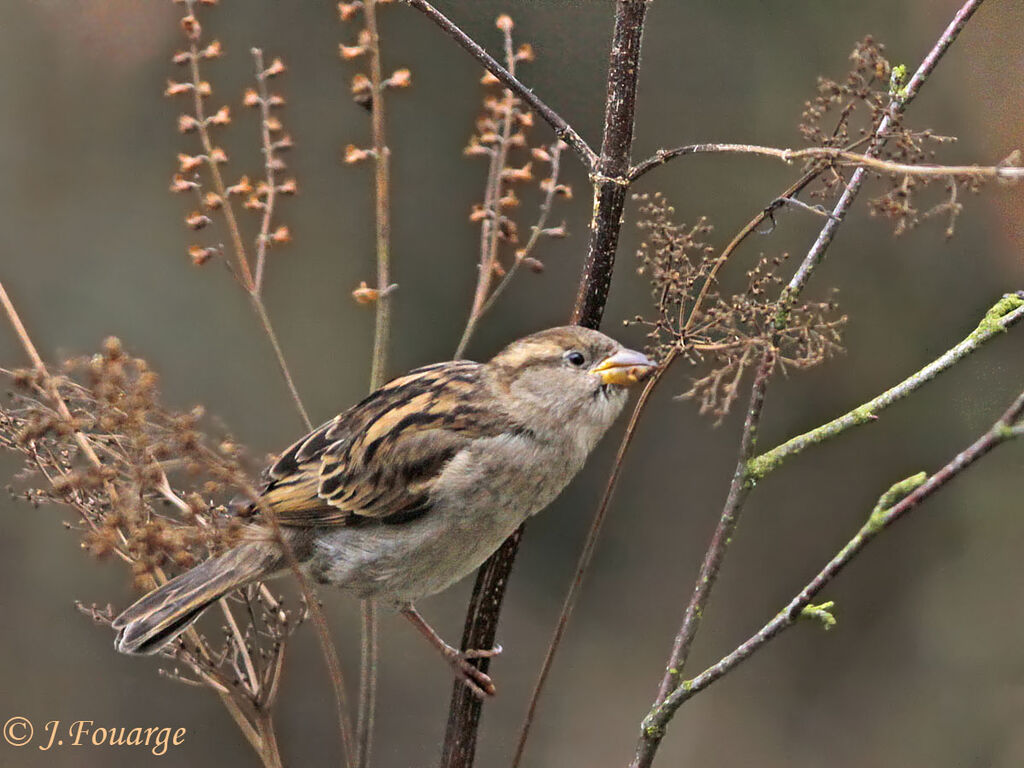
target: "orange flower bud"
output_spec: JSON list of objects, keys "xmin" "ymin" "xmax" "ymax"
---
[{"xmin": 352, "ymin": 281, "xmax": 379, "ymax": 304}]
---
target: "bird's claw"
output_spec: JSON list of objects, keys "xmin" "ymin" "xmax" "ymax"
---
[{"xmin": 443, "ymin": 644, "xmax": 502, "ymax": 698}]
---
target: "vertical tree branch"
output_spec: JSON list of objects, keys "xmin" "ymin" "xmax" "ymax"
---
[
  {"xmin": 572, "ymin": 0, "xmax": 649, "ymax": 327},
  {"xmin": 439, "ymin": 4, "xmax": 649, "ymax": 767}
]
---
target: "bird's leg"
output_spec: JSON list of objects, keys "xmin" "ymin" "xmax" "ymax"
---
[{"xmin": 399, "ymin": 604, "xmax": 502, "ymax": 698}]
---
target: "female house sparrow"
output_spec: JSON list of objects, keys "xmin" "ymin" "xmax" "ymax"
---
[{"xmin": 113, "ymin": 326, "xmax": 655, "ymax": 695}]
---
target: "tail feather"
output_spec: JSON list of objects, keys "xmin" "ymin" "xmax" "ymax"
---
[{"xmin": 114, "ymin": 543, "xmax": 279, "ymax": 655}]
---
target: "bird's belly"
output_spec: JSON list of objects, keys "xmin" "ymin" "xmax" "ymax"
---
[
  {"xmin": 307, "ymin": 506, "xmax": 521, "ymax": 603},
  {"xmin": 307, "ymin": 440, "xmax": 579, "ymax": 603}
]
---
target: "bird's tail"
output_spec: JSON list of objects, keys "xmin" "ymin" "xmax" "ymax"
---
[{"xmin": 113, "ymin": 542, "xmax": 281, "ymax": 655}]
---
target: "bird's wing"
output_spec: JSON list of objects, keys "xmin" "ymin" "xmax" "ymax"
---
[{"xmin": 254, "ymin": 361, "xmax": 516, "ymax": 527}]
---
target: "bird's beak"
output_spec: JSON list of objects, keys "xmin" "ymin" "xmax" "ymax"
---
[{"xmin": 589, "ymin": 348, "xmax": 657, "ymax": 387}]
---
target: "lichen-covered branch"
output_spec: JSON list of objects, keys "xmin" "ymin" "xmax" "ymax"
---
[
  {"xmin": 632, "ymin": 388, "xmax": 1024, "ymax": 767},
  {"xmin": 747, "ymin": 292, "xmax": 1024, "ymax": 480},
  {"xmin": 628, "ymin": 142, "xmax": 1024, "ymax": 183}
]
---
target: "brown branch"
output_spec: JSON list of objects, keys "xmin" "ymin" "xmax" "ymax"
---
[
  {"xmin": 632, "ymin": 386, "xmax": 1024, "ymax": 767},
  {"xmin": 404, "ymin": 0, "xmax": 597, "ymax": 169},
  {"xmin": 572, "ymin": 0, "xmax": 649, "ymax": 327},
  {"xmin": 628, "ymin": 142, "xmax": 1024, "ymax": 183},
  {"xmin": 653, "ymin": 347, "xmax": 775, "ymax": 705},
  {"xmin": 439, "ymin": 4, "xmax": 649, "ymax": 767}
]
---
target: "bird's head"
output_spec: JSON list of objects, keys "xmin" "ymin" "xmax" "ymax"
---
[{"xmin": 486, "ymin": 326, "xmax": 656, "ymax": 435}]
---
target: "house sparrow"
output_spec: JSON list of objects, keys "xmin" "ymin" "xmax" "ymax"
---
[{"xmin": 113, "ymin": 326, "xmax": 655, "ymax": 695}]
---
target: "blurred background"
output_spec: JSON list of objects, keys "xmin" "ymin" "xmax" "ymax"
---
[{"xmin": 1, "ymin": 1, "xmax": 1023, "ymax": 766}]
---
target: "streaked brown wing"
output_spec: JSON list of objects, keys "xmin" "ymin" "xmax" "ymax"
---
[{"xmin": 256, "ymin": 361, "xmax": 514, "ymax": 527}]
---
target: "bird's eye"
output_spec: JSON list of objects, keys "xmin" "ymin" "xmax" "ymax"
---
[{"xmin": 565, "ymin": 350, "xmax": 586, "ymax": 367}]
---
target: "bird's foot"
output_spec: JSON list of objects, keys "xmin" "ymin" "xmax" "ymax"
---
[{"xmin": 441, "ymin": 643, "xmax": 503, "ymax": 698}]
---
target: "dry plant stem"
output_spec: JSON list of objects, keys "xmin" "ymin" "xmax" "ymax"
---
[
  {"xmin": 184, "ymin": 0, "xmax": 254, "ymax": 293},
  {"xmin": 572, "ymin": 0, "xmax": 649, "ymax": 326},
  {"xmin": 637, "ymin": 2, "xmax": 985, "ymax": 763},
  {"xmin": 440, "ymin": 6, "xmax": 648, "ymax": 766},
  {"xmin": 627, "ymin": 143, "xmax": 1024, "ymax": 183},
  {"xmin": 510, "ymin": 357, "xmax": 673, "ymax": 768},
  {"xmin": 252, "ymin": 48, "xmax": 280, "ymax": 295},
  {"xmin": 455, "ymin": 26, "xmax": 517, "ymax": 359},
  {"xmin": 633, "ymin": 388, "xmax": 1024, "ymax": 768},
  {"xmin": 477, "ymin": 143, "xmax": 565, "ymax": 319},
  {"xmin": 356, "ymin": 2, "xmax": 394, "ymax": 763},
  {"xmin": 249, "ymin": 297, "xmax": 313, "ymax": 432},
  {"xmin": 247, "ymin": 486, "xmax": 357, "ymax": 768},
  {"xmin": 0, "ymin": 279, "xmax": 279, "ymax": 765},
  {"xmin": 365, "ymin": 0, "xmax": 393, "ymax": 393},
  {"xmin": 356, "ymin": 599, "xmax": 378, "ymax": 768},
  {"xmin": 404, "ymin": 0, "xmax": 596, "ymax": 169},
  {"xmin": 748, "ymin": 293, "xmax": 1024, "ymax": 480},
  {"xmin": 181, "ymin": 2, "xmax": 311, "ymax": 431}
]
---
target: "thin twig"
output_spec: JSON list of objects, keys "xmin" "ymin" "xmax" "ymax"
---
[
  {"xmin": 252, "ymin": 48, "xmax": 281, "ymax": 296},
  {"xmin": 747, "ymin": 292, "xmax": 1024, "ymax": 480},
  {"xmin": 178, "ymin": 2, "xmax": 312, "ymax": 431},
  {"xmin": 634, "ymin": 388, "xmax": 1024, "ymax": 766},
  {"xmin": 249, "ymin": 297, "xmax": 313, "ymax": 431},
  {"xmin": 628, "ymin": 142, "xmax": 1024, "ymax": 183},
  {"xmin": 365, "ymin": 0, "xmax": 394, "ymax": 393},
  {"xmin": 439, "ymin": 6, "xmax": 649, "ymax": 766},
  {"xmin": 404, "ymin": 0, "xmax": 597, "ymax": 169}
]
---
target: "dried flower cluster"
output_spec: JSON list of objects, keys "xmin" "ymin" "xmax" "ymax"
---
[
  {"xmin": 167, "ymin": 0, "xmax": 295, "ymax": 288},
  {"xmin": 454, "ymin": 15, "xmax": 572, "ymax": 354},
  {"xmin": 631, "ymin": 193, "xmax": 846, "ymax": 420},
  {"xmin": 0, "ymin": 338, "xmax": 305, "ymax": 714},
  {"xmin": 464, "ymin": 16, "xmax": 571, "ymax": 274},
  {"xmin": 798, "ymin": 37, "xmax": 986, "ymax": 238}
]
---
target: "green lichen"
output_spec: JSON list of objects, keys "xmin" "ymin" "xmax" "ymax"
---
[
  {"xmin": 889, "ymin": 64, "xmax": 909, "ymax": 100},
  {"xmin": 745, "ymin": 453, "xmax": 780, "ymax": 481},
  {"xmin": 800, "ymin": 601, "xmax": 837, "ymax": 630},
  {"xmin": 974, "ymin": 293, "xmax": 1024, "ymax": 337},
  {"xmin": 867, "ymin": 471, "xmax": 928, "ymax": 532}
]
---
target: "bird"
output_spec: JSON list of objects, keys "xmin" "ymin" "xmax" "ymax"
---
[{"xmin": 112, "ymin": 325, "xmax": 655, "ymax": 696}]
